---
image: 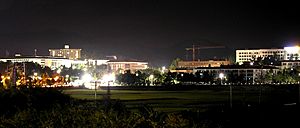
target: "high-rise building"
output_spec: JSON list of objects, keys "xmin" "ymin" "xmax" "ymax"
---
[{"xmin": 49, "ymin": 44, "xmax": 81, "ymax": 60}]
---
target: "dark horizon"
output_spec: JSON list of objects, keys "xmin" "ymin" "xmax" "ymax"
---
[{"xmin": 1, "ymin": 0, "xmax": 300, "ymax": 67}]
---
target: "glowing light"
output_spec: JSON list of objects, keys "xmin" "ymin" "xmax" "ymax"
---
[
  {"xmin": 83, "ymin": 67, "xmax": 88, "ymax": 71},
  {"xmin": 82, "ymin": 74, "xmax": 93, "ymax": 83},
  {"xmin": 219, "ymin": 73, "xmax": 224, "ymax": 79},
  {"xmin": 149, "ymin": 74, "xmax": 154, "ymax": 86},
  {"xmin": 57, "ymin": 69, "xmax": 61, "ymax": 74},
  {"xmin": 65, "ymin": 75, "xmax": 69, "ymax": 78},
  {"xmin": 284, "ymin": 46, "xmax": 300, "ymax": 53},
  {"xmin": 54, "ymin": 76, "xmax": 59, "ymax": 81},
  {"xmin": 102, "ymin": 73, "xmax": 115, "ymax": 82},
  {"xmin": 1, "ymin": 76, "xmax": 4, "ymax": 79},
  {"xmin": 149, "ymin": 74, "xmax": 154, "ymax": 79},
  {"xmin": 161, "ymin": 66, "xmax": 166, "ymax": 73},
  {"xmin": 34, "ymin": 72, "xmax": 38, "ymax": 76}
]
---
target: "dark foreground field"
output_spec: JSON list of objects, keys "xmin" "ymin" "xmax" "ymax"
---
[
  {"xmin": 0, "ymin": 85, "xmax": 299, "ymax": 128},
  {"xmin": 64, "ymin": 85, "xmax": 299, "ymax": 111},
  {"xmin": 64, "ymin": 85, "xmax": 300, "ymax": 128}
]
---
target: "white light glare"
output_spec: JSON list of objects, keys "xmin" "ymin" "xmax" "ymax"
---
[
  {"xmin": 82, "ymin": 74, "xmax": 93, "ymax": 83},
  {"xmin": 102, "ymin": 73, "xmax": 115, "ymax": 82},
  {"xmin": 219, "ymin": 73, "xmax": 224, "ymax": 79},
  {"xmin": 284, "ymin": 46, "xmax": 300, "ymax": 54}
]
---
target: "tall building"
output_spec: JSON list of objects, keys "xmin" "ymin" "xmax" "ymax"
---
[{"xmin": 49, "ymin": 44, "xmax": 81, "ymax": 60}]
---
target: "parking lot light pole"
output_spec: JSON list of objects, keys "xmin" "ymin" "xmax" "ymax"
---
[
  {"xmin": 94, "ymin": 81, "xmax": 97, "ymax": 100},
  {"xmin": 102, "ymin": 73, "xmax": 115, "ymax": 100}
]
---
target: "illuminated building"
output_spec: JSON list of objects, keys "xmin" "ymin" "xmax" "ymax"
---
[
  {"xmin": 87, "ymin": 59, "xmax": 109, "ymax": 66},
  {"xmin": 0, "ymin": 56, "xmax": 86, "ymax": 70},
  {"xmin": 236, "ymin": 47, "xmax": 300, "ymax": 63},
  {"xmin": 280, "ymin": 60, "xmax": 300, "ymax": 69},
  {"xmin": 49, "ymin": 44, "xmax": 81, "ymax": 60},
  {"xmin": 236, "ymin": 48, "xmax": 285, "ymax": 64},
  {"xmin": 107, "ymin": 60, "xmax": 148, "ymax": 73},
  {"xmin": 283, "ymin": 46, "xmax": 300, "ymax": 60},
  {"xmin": 193, "ymin": 65, "xmax": 279, "ymax": 83},
  {"xmin": 236, "ymin": 46, "xmax": 300, "ymax": 63},
  {"xmin": 177, "ymin": 59, "xmax": 231, "ymax": 68}
]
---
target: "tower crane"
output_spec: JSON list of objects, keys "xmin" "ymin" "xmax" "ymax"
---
[{"xmin": 186, "ymin": 44, "xmax": 225, "ymax": 61}]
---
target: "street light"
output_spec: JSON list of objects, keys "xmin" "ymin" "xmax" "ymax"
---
[
  {"xmin": 82, "ymin": 74, "xmax": 92, "ymax": 83},
  {"xmin": 65, "ymin": 75, "xmax": 69, "ymax": 85},
  {"xmin": 220, "ymin": 72, "xmax": 232, "ymax": 108},
  {"xmin": 219, "ymin": 73, "xmax": 224, "ymax": 85},
  {"xmin": 56, "ymin": 69, "xmax": 61, "ymax": 74},
  {"xmin": 149, "ymin": 74, "xmax": 154, "ymax": 86},
  {"xmin": 161, "ymin": 66, "xmax": 166, "ymax": 73},
  {"xmin": 102, "ymin": 73, "xmax": 115, "ymax": 98}
]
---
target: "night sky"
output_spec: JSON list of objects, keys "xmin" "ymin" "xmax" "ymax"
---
[{"xmin": 1, "ymin": 0, "xmax": 300, "ymax": 66}]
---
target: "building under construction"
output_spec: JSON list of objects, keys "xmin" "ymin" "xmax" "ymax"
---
[
  {"xmin": 179, "ymin": 44, "xmax": 231, "ymax": 68},
  {"xmin": 177, "ymin": 59, "xmax": 231, "ymax": 68}
]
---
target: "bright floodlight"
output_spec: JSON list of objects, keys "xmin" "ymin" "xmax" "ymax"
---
[
  {"xmin": 284, "ymin": 46, "xmax": 300, "ymax": 53},
  {"xmin": 161, "ymin": 66, "xmax": 166, "ymax": 73},
  {"xmin": 82, "ymin": 74, "xmax": 93, "ymax": 83},
  {"xmin": 57, "ymin": 69, "xmax": 61, "ymax": 74},
  {"xmin": 219, "ymin": 73, "xmax": 224, "ymax": 79},
  {"xmin": 102, "ymin": 73, "xmax": 115, "ymax": 82},
  {"xmin": 149, "ymin": 74, "xmax": 154, "ymax": 79}
]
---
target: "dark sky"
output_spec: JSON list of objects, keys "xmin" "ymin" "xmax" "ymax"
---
[{"xmin": 1, "ymin": 0, "xmax": 300, "ymax": 66}]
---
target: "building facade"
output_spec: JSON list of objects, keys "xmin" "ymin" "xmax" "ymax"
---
[
  {"xmin": 0, "ymin": 56, "xmax": 86, "ymax": 70},
  {"xmin": 283, "ymin": 46, "xmax": 300, "ymax": 60},
  {"xmin": 193, "ymin": 65, "xmax": 279, "ymax": 83},
  {"xmin": 49, "ymin": 44, "xmax": 81, "ymax": 60},
  {"xmin": 280, "ymin": 60, "xmax": 300, "ymax": 69},
  {"xmin": 107, "ymin": 60, "xmax": 148, "ymax": 73},
  {"xmin": 177, "ymin": 60, "xmax": 231, "ymax": 68},
  {"xmin": 236, "ymin": 48, "xmax": 285, "ymax": 64}
]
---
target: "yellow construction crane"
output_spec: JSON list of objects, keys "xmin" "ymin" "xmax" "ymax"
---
[{"xmin": 186, "ymin": 44, "xmax": 225, "ymax": 61}]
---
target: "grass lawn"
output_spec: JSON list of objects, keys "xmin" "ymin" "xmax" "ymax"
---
[{"xmin": 62, "ymin": 86, "xmax": 298, "ymax": 112}]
